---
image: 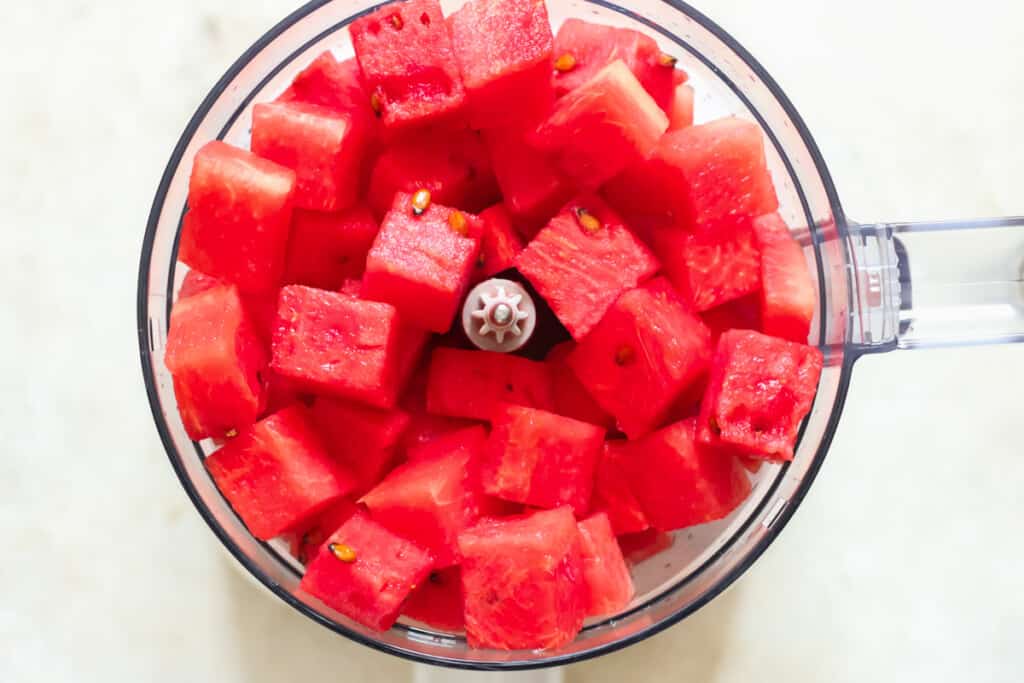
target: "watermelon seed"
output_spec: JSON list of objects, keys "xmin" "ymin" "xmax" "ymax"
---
[
  {"xmin": 411, "ymin": 189, "xmax": 432, "ymax": 216},
  {"xmin": 389, "ymin": 13, "xmax": 404, "ymax": 29},
  {"xmin": 428, "ymin": 571, "xmax": 443, "ymax": 584},
  {"xmin": 329, "ymin": 542, "xmax": 358, "ymax": 563},
  {"xmin": 448, "ymin": 210, "xmax": 469, "ymax": 236},
  {"xmin": 554, "ymin": 52, "xmax": 577, "ymax": 72},
  {"xmin": 370, "ymin": 92, "xmax": 383, "ymax": 118},
  {"xmin": 574, "ymin": 207, "xmax": 602, "ymax": 234},
  {"xmin": 658, "ymin": 53, "xmax": 678, "ymax": 68},
  {"xmin": 708, "ymin": 416, "xmax": 721, "ymax": 435},
  {"xmin": 614, "ymin": 345, "xmax": 636, "ymax": 366}
]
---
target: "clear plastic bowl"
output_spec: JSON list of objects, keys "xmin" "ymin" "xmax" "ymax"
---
[{"xmin": 138, "ymin": 0, "xmax": 856, "ymax": 670}]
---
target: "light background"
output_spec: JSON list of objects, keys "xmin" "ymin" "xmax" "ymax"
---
[{"xmin": 2, "ymin": 1, "xmax": 1022, "ymax": 681}]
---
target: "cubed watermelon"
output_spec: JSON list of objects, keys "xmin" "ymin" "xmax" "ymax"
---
[
  {"xmin": 402, "ymin": 567, "xmax": 465, "ymax": 631},
  {"xmin": 458, "ymin": 508, "xmax": 586, "ymax": 650},
  {"xmin": 399, "ymin": 413, "xmax": 481, "ymax": 454},
  {"xmin": 469, "ymin": 204, "xmax": 524, "ymax": 283},
  {"xmin": 361, "ymin": 426, "xmax": 492, "ymax": 567},
  {"xmin": 362, "ymin": 192, "xmax": 481, "ymax": 333},
  {"xmin": 178, "ymin": 269, "xmax": 221, "ymax": 299},
  {"xmin": 552, "ymin": 19, "xmax": 675, "ymax": 112},
  {"xmin": 699, "ymin": 293, "xmax": 762, "ymax": 344},
  {"xmin": 606, "ymin": 419, "xmax": 750, "ymax": 531},
  {"xmin": 482, "ymin": 404, "xmax": 604, "ymax": 515},
  {"xmin": 425, "ymin": 348, "xmax": 554, "ymax": 422},
  {"xmin": 566, "ymin": 278, "xmax": 712, "ymax": 439},
  {"xmin": 278, "ymin": 52, "xmax": 377, "ymax": 133},
  {"xmin": 300, "ymin": 511, "xmax": 435, "ymax": 631},
  {"xmin": 546, "ymin": 342, "xmax": 614, "ymax": 429},
  {"xmin": 251, "ymin": 101, "xmax": 368, "ymax": 212},
  {"xmin": 698, "ymin": 330, "xmax": 823, "ymax": 461},
  {"xmin": 617, "ymin": 528, "xmax": 674, "ymax": 565},
  {"xmin": 177, "ymin": 270, "xmax": 278, "ymax": 346},
  {"xmin": 165, "ymin": 284, "xmax": 268, "ymax": 441},
  {"xmin": 367, "ymin": 128, "xmax": 499, "ymax": 217},
  {"xmin": 405, "ymin": 424, "xmax": 488, "ymax": 462},
  {"xmin": 205, "ymin": 406, "xmax": 357, "ymax": 540},
  {"xmin": 516, "ymin": 195, "xmax": 659, "ymax": 340},
  {"xmin": 752, "ymin": 213, "xmax": 816, "ymax": 343},
  {"xmin": 282, "ymin": 205, "xmax": 379, "ymax": 290},
  {"xmin": 309, "ymin": 397, "xmax": 410, "ymax": 493},
  {"xmin": 482, "ymin": 126, "xmax": 573, "ymax": 235},
  {"xmin": 286, "ymin": 498, "xmax": 359, "ymax": 564},
  {"xmin": 590, "ymin": 446, "xmax": 650, "ymax": 535},
  {"xmin": 349, "ymin": 0, "xmax": 465, "ymax": 130},
  {"xmin": 532, "ymin": 60, "xmax": 669, "ymax": 189},
  {"xmin": 448, "ymin": 0, "xmax": 554, "ymax": 130},
  {"xmin": 653, "ymin": 222, "xmax": 762, "ymax": 312},
  {"xmin": 668, "ymin": 83, "xmax": 694, "ymax": 130},
  {"xmin": 577, "ymin": 513, "xmax": 635, "ymax": 617},
  {"xmin": 270, "ymin": 285, "xmax": 411, "ymax": 407},
  {"xmin": 179, "ymin": 141, "xmax": 295, "ymax": 293}
]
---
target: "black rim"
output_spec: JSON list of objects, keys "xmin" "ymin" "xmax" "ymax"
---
[{"xmin": 137, "ymin": 0, "xmax": 856, "ymax": 670}]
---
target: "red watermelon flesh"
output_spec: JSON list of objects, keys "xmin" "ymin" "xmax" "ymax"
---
[
  {"xmin": 278, "ymin": 53, "xmax": 377, "ymax": 134},
  {"xmin": 590, "ymin": 445, "xmax": 650, "ymax": 535},
  {"xmin": 566, "ymin": 277, "xmax": 713, "ymax": 439},
  {"xmin": 654, "ymin": 222, "xmax": 762, "ymax": 312},
  {"xmin": 205, "ymin": 406, "xmax": 357, "ymax": 540},
  {"xmin": 469, "ymin": 204, "xmax": 525, "ymax": 284},
  {"xmin": 361, "ymin": 429, "xmax": 492, "ymax": 567},
  {"xmin": 286, "ymin": 498, "xmax": 359, "ymax": 564},
  {"xmin": 482, "ymin": 126, "xmax": 574, "ymax": 235},
  {"xmin": 516, "ymin": 195, "xmax": 659, "ymax": 340},
  {"xmin": 165, "ymin": 284, "xmax": 268, "ymax": 441},
  {"xmin": 309, "ymin": 397, "xmax": 410, "ymax": 494},
  {"xmin": 448, "ymin": 0, "xmax": 554, "ymax": 130},
  {"xmin": 425, "ymin": 347, "xmax": 554, "ymax": 422},
  {"xmin": 699, "ymin": 292, "xmax": 762, "ymax": 344},
  {"xmin": 251, "ymin": 101, "xmax": 368, "ymax": 212},
  {"xmin": 458, "ymin": 507, "xmax": 586, "ymax": 650},
  {"xmin": 178, "ymin": 270, "xmax": 277, "ymax": 347},
  {"xmin": 349, "ymin": 0, "xmax": 466, "ymax": 130},
  {"xmin": 178, "ymin": 269, "xmax": 221, "ymax": 299},
  {"xmin": 618, "ymin": 528, "xmax": 674, "ymax": 565},
  {"xmin": 282, "ymin": 205, "xmax": 379, "ymax": 290},
  {"xmin": 552, "ymin": 19, "xmax": 675, "ymax": 113},
  {"xmin": 300, "ymin": 511, "xmax": 435, "ymax": 631},
  {"xmin": 362, "ymin": 192, "xmax": 481, "ymax": 333},
  {"xmin": 399, "ymin": 413, "xmax": 482, "ymax": 455},
  {"xmin": 606, "ymin": 418, "xmax": 750, "ymax": 531},
  {"xmin": 179, "ymin": 141, "xmax": 295, "ymax": 293},
  {"xmin": 482, "ymin": 404, "xmax": 604, "ymax": 516},
  {"xmin": 270, "ymin": 285, "xmax": 408, "ymax": 407},
  {"xmin": 752, "ymin": 212, "xmax": 816, "ymax": 343},
  {"xmin": 546, "ymin": 342, "xmax": 615, "ymax": 429},
  {"xmin": 367, "ymin": 128, "xmax": 499, "ymax": 218},
  {"xmin": 698, "ymin": 330, "xmax": 823, "ymax": 461},
  {"xmin": 577, "ymin": 513, "xmax": 635, "ymax": 617},
  {"xmin": 668, "ymin": 83, "xmax": 694, "ymax": 130},
  {"xmin": 406, "ymin": 424, "xmax": 487, "ymax": 462},
  {"xmin": 402, "ymin": 567, "xmax": 465, "ymax": 631},
  {"xmin": 532, "ymin": 60, "xmax": 669, "ymax": 189}
]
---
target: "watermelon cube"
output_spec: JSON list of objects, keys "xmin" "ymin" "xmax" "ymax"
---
[
  {"xmin": 309, "ymin": 397, "xmax": 410, "ymax": 493},
  {"xmin": 516, "ymin": 195, "xmax": 659, "ymax": 340},
  {"xmin": 367, "ymin": 128, "xmax": 499, "ymax": 217},
  {"xmin": 448, "ymin": 0, "xmax": 554, "ymax": 130},
  {"xmin": 653, "ymin": 222, "xmax": 762, "ymax": 312},
  {"xmin": 299, "ymin": 511, "xmax": 435, "ymax": 631},
  {"xmin": 546, "ymin": 342, "xmax": 614, "ymax": 429},
  {"xmin": 425, "ymin": 348, "xmax": 554, "ymax": 422},
  {"xmin": 566, "ymin": 278, "xmax": 712, "ymax": 438},
  {"xmin": 577, "ymin": 513, "xmax": 635, "ymax": 617},
  {"xmin": 668, "ymin": 83, "xmax": 694, "ymax": 130},
  {"xmin": 552, "ymin": 19, "xmax": 675, "ymax": 113},
  {"xmin": 699, "ymin": 293, "xmax": 762, "ymax": 344},
  {"xmin": 205, "ymin": 406, "xmax": 357, "ymax": 540},
  {"xmin": 482, "ymin": 126, "xmax": 573, "ymax": 235},
  {"xmin": 469, "ymin": 204, "xmax": 524, "ymax": 284},
  {"xmin": 286, "ymin": 498, "xmax": 359, "ymax": 564},
  {"xmin": 405, "ymin": 424, "xmax": 488, "ymax": 462},
  {"xmin": 179, "ymin": 141, "xmax": 295, "ymax": 293},
  {"xmin": 177, "ymin": 269, "xmax": 221, "ymax": 299},
  {"xmin": 400, "ymin": 413, "xmax": 481, "ymax": 454},
  {"xmin": 532, "ymin": 60, "xmax": 669, "ymax": 189},
  {"xmin": 606, "ymin": 418, "xmax": 750, "ymax": 531},
  {"xmin": 590, "ymin": 446, "xmax": 650, "ymax": 535},
  {"xmin": 618, "ymin": 528, "xmax": 675, "ymax": 565},
  {"xmin": 482, "ymin": 404, "xmax": 604, "ymax": 515},
  {"xmin": 458, "ymin": 508, "xmax": 586, "ymax": 650},
  {"xmin": 282, "ymin": 205, "xmax": 379, "ymax": 290},
  {"xmin": 752, "ymin": 213, "xmax": 816, "ymax": 343},
  {"xmin": 362, "ymin": 192, "xmax": 481, "ymax": 333},
  {"xmin": 361, "ymin": 426, "xmax": 492, "ymax": 567},
  {"xmin": 270, "ymin": 285, "xmax": 411, "ymax": 407},
  {"xmin": 278, "ymin": 52, "xmax": 377, "ymax": 133},
  {"xmin": 177, "ymin": 270, "xmax": 278, "ymax": 346},
  {"xmin": 251, "ymin": 101, "xmax": 368, "ymax": 212},
  {"xmin": 698, "ymin": 330, "xmax": 824, "ymax": 461},
  {"xmin": 349, "ymin": 0, "xmax": 465, "ymax": 130},
  {"xmin": 402, "ymin": 567, "xmax": 465, "ymax": 631},
  {"xmin": 165, "ymin": 284, "xmax": 268, "ymax": 441}
]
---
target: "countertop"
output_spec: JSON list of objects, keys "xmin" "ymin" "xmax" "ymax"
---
[{"xmin": 2, "ymin": 0, "xmax": 1022, "ymax": 680}]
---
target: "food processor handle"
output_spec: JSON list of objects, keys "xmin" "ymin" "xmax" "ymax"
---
[{"xmin": 845, "ymin": 217, "xmax": 1024, "ymax": 352}]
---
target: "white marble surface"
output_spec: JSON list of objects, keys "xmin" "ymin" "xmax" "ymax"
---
[{"xmin": 3, "ymin": 1, "xmax": 1023, "ymax": 681}]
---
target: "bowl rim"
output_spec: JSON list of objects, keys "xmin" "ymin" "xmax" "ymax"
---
[{"xmin": 137, "ymin": 0, "xmax": 856, "ymax": 670}]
